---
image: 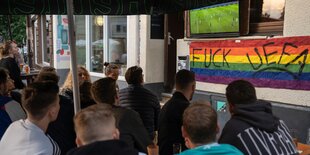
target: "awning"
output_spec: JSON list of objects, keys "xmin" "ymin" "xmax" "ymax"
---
[{"xmin": 1, "ymin": 0, "xmax": 235, "ymax": 15}]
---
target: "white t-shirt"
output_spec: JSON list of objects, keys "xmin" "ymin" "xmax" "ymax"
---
[{"xmin": 0, "ymin": 119, "xmax": 61, "ymax": 155}]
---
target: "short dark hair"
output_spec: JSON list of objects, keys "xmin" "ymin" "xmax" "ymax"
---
[
  {"xmin": 35, "ymin": 72, "xmax": 60, "ymax": 83},
  {"xmin": 91, "ymin": 77, "xmax": 117, "ymax": 105},
  {"xmin": 0, "ymin": 67, "xmax": 9, "ymax": 85},
  {"xmin": 80, "ymin": 80, "xmax": 93, "ymax": 104},
  {"xmin": 226, "ymin": 80, "xmax": 257, "ymax": 105},
  {"xmin": 175, "ymin": 69, "xmax": 195, "ymax": 90},
  {"xmin": 39, "ymin": 66, "xmax": 56, "ymax": 74},
  {"xmin": 22, "ymin": 81, "xmax": 59, "ymax": 120},
  {"xmin": 183, "ymin": 103, "xmax": 217, "ymax": 144},
  {"xmin": 125, "ymin": 66, "xmax": 143, "ymax": 85}
]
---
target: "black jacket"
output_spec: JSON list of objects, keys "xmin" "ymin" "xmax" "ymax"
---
[
  {"xmin": 47, "ymin": 95, "xmax": 76, "ymax": 155},
  {"xmin": 0, "ymin": 57, "xmax": 24, "ymax": 89},
  {"xmin": 219, "ymin": 100, "xmax": 298, "ymax": 155},
  {"xmin": 119, "ymin": 84, "xmax": 160, "ymax": 139},
  {"xmin": 67, "ymin": 140, "xmax": 139, "ymax": 155},
  {"xmin": 112, "ymin": 105, "xmax": 152, "ymax": 153},
  {"xmin": 158, "ymin": 92, "xmax": 190, "ymax": 155}
]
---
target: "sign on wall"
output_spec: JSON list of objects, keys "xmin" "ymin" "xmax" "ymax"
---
[{"xmin": 190, "ymin": 36, "xmax": 310, "ymax": 90}]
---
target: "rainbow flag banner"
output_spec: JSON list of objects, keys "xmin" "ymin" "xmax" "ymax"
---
[{"xmin": 190, "ymin": 36, "xmax": 310, "ymax": 90}]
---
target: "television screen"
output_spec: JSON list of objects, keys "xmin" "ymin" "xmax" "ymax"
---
[{"xmin": 189, "ymin": 1, "xmax": 239, "ymax": 37}]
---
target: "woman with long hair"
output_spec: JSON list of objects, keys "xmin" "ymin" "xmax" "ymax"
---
[{"xmin": 60, "ymin": 66, "xmax": 90, "ymax": 101}]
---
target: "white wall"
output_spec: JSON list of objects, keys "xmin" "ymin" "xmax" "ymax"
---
[
  {"xmin": 284, "ymin": 0, "xmax": 310, "ymax": 36},
  {"xmin": 177, "ymin": 39, "xmax": 310, "ymax": 107},
  {"xmin": 139, "ymin": 15, "xmax": 165, "ymax": 83}
]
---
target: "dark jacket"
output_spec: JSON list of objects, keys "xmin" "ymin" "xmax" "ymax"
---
[
  {"xmin": 112, "ymin": 105, "xmax": 152, "ymax": 153},
  {"xmin": 66, "ymin": 140, "xmax": 139, "ymax": 155},
  {"xmin": 119, "ymin": 84, "xmax": 160, "ymax": 139},
  {"xmin": 158, "ymin": 92, "xmax": 190, "ymax": 155},
  {"xmin": 219, "ymin": 100, "xmax": 298, "ymax": 155},
  {"xmin": 59, "ymin": 88, "xmax": 73, "ymax": 101},
  {"xmin": 47, "ymin": 95, "xmax": 76, "ymax": 155},
  {"xmin": 0, "ymin": 57, "xmax": 24, "ymax": 89}
]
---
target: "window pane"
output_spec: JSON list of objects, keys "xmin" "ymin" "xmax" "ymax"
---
[
  {"xmin": 44, "ymin": 15, "xmax": 51, "ymax": 63},
  {"xmin": 250, "ymin": 0, "xmax": 285, "ymax": 23},
  {"xmin": 91, "ymin": 16, "xmax": 104, "ymax": 73},
  {"xmin": 75, "ymin": 15, "xmax": 86, "ymax": 66},
  {"xmin": 107, "ymin": 16, "xmax": 127, "ymax": 76}
]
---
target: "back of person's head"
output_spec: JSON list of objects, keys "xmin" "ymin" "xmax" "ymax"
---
[
  {"xmin": 182, "ymin": 102, "xmax": 217, "ymax": 146},
  {"xmin": 39, "ymin": 66, "xmax": 56, "ymax": 74},
  {"xmin": 79, "ymin": 81, "xmax": 94, "ymax": 106},
  {"xmin": 226, "ymin": 80, "xmax": 257, "ymax": 105},
  {"xmin": 35, "ymin": 72, "xmax": 60, "ymax": 84},
  {"xmin": 175, "ymin": 69, "xmax": 195, "ymax": 91},
  {"xmin": 0, "ymin": 68, "xmax": 9, "ymax": 95},
  {"xmin": 74, "ymin": 104, "xmax": 118, "ymax": 146},
  {"xmin": 125, "ymin": 66, "xmax": 143, "ymax": 85},
  {"xmin": 22, "ymin": 81, "xmax": 59, "ymax": 120},
  {"xmin": 91, "ymin": 77, "xmax": 117, "ymax": 105}
]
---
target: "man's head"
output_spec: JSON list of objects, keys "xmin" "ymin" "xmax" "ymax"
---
[
  {"xmin": 104, "ymin": 63, "xmax": 120, "ymax": 80},
  {"xmin": 4, "ymin": 40, "xmax": 18, "ymax": 56},
  {"xmin": 182, "ymin": 102, "xmax": 218, "ymax": 148},
  {"xmin": 175, "ymin": 69, "xmax": 196, "ymax": 100},
  {"xmin": 39, "ymin": 66, "xmax": 57, "ymax": 74},
  {"xmin": 35, "ymin": 72, "xmax": 60, "ymax": 84},
  {"xmin": 226, "ymin": 80, "xmax": 257, "ymax": 106},
  {"xmin": 22, "ymin": 81, "xmax": 60, "ymax": 121},
  {"xmin": 74, "ymin": 104, "xmax": 119, "ymax": 146},
  {"xmin": 91, "ymin": 77, "xmax": 118, "ymax": 105},
  {"xmin": 125, "ymin": 66, "xmax": 143, "ymax": 85}
]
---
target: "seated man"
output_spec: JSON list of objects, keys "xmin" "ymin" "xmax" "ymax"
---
[
  {"xmin": 0, "ymin": 81, "xmax": 61, "ymax": 155},
  {"xmin": 67, "ymin": 104, "xmax": 141, "ymax": 155},
  {"xmin": 219, "ymin": 80, "xmax": 298, "ymax": 155},
  {"xmin": 180, "ymin": 102, "xmax": 243, "ymax": 155},
  {"xmin": 91, "ymin": 77, "xmax": 152, "ymax": 153}
]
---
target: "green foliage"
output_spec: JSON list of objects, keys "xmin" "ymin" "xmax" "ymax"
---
[{"xmin": 0, "ymin": 15, "xmax": 26, "ymax": 45}]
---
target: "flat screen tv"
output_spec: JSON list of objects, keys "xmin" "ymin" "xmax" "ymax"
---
[{"xmin": 189, "ymin": 1, "xmax": 240, "ymax": 37}]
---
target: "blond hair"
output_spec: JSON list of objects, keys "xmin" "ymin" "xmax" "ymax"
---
[
  {"xmin": 62, "ymin": 66, "xmax": 90, "ymax": 90},
  {"xmin": 74, "ymin": 104, "xmax": 116, "ymax": 144}
]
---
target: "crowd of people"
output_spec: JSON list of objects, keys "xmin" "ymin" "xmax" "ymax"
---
[{"xmin": 0, "ymin": 41, "xmax": 299, "ymax": 155}]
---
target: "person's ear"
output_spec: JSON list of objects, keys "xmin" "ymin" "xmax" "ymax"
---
[
  {"xmin": 113, "ymin": 128, "xmax": 120, "ymax": 140},
  {"xmin": 181, "ymin": 126, "xmax": 187, "ymax": 138},
  {"xmin": 76, "ymin": 137, "xmax": 83, "ymax": 147},
  {"xmin": 182, "ymin": 126, "xmax": 192, "ymax": 149},
  {"xmin": 228, "ymin": 103, "xmax": 234, "ymax": 115}
]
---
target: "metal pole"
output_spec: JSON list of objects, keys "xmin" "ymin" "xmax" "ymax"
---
[{"xmin": 66, "ymin": 0, "xmax": 81, "ymax": 114}]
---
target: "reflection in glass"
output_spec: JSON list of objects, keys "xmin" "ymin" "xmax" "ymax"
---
[
  {"xmin": 91, "ymin": 16, "xmax": 104, "ymax": 73},
  {"xmin": 107, "ymin": 16, "xmax": 127, "ymax": 76},
  {"xmin": 250, "ymin": 0, "xmax": 285, "ymax": 23},
  {"xmin": 75, "ymin": 15, "xmax": 86, "ymax": 66}
]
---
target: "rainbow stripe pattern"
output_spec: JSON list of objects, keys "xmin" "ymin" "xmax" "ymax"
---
[{"xmin": 190, "ymin": 36, "xmax": 310, "ymax": 90}]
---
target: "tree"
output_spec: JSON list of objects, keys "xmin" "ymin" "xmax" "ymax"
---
[{"xmin": 0, "ymin": 15, "xmax": 26, "ymax": 45}]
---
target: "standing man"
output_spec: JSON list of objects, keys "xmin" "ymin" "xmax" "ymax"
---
[
  {"xmin": 158, "ymin": 69, "xmax": 196, "ymax": 155},
  {"xmin": 119, "ymin": 66, "xmax": 160, "ymax": 139},
  {"xmin": 91, "ymin": 77, "xmax": 152, "ymax": 153},
  {"xmin": 219, "ymin": 80, "xmax": 298, "ymax": 155}
]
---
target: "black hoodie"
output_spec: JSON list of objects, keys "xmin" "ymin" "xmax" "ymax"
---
[
  {"xmin": 66, "ymin": 140, "xmax": 139, "ymax": 155},
  {"xmin": 219, "ymin": 100, "xmax": 298, "ymax": 155}
]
